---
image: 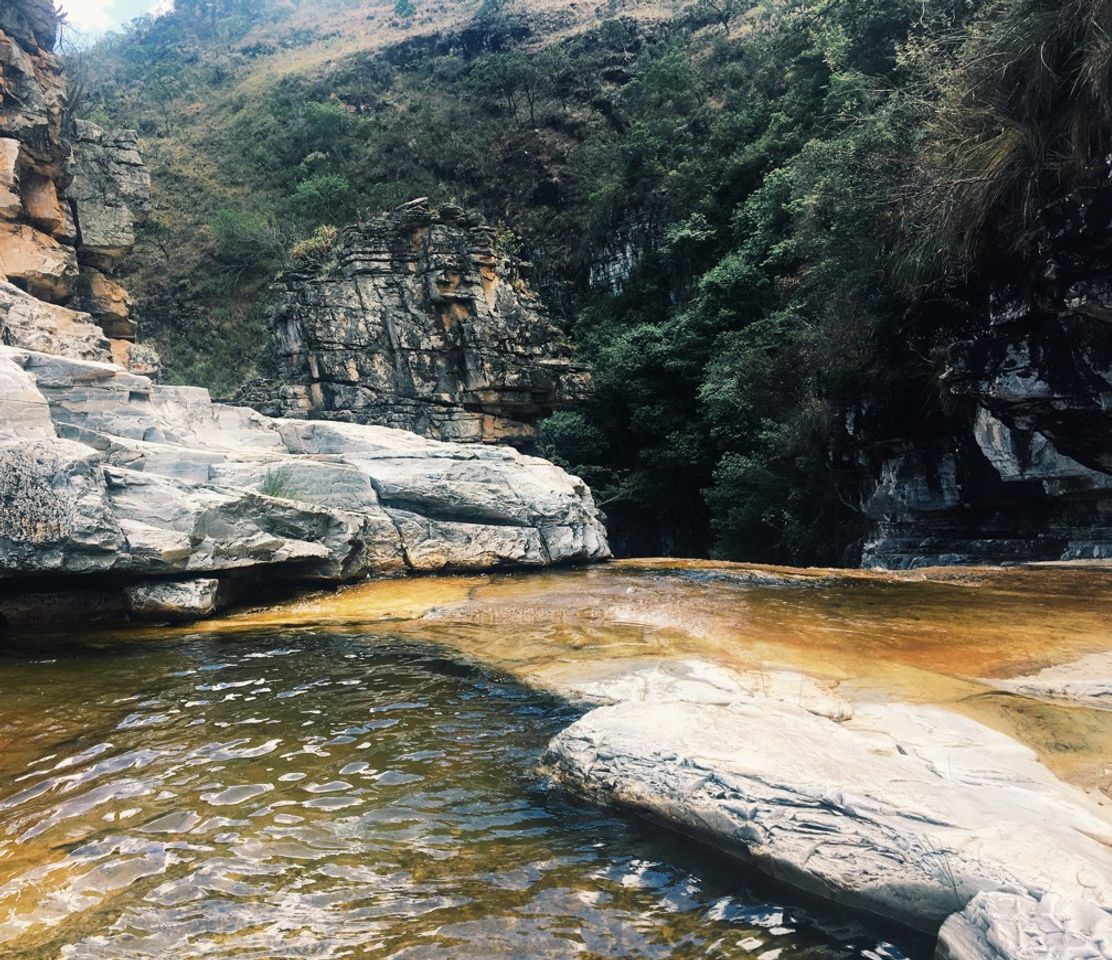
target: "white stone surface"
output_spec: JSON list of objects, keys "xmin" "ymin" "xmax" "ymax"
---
[
  {"xmin": 0, "ymin": 346, "xmax": 610, "ymax": 590},
  {"xmin": 545, "ymin": 659, "xmax": 1112, "ymax": 939},
  {"xmin": 936, "ymin": 892, "xmax": 1112, "ymax": 960}
]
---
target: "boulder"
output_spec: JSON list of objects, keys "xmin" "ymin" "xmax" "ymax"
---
[
  {"xmin": 63, "ymin": 120, "xmax": 150, "ymax": 271},
  {"xmin": 0, "ymin": 345, "xmax": 609, "ymax": 603},
  {"xmin": 936, "ymin": 892, "xmax": 1112, "ymax": 960},
  {"xmin": 0, "ymin": 280, "xmax": 112, "ymax": 361},
  {"xmin": 544, "ymin": 660, "xmax": 1112, "ymax": 939},
  {"xmin": 123, "ymin": 578, "xmax": 224, "ymax": 621}
]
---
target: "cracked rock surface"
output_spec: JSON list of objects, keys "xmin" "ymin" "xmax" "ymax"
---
[{"xmin": 543, "ymin": 660, "xmax": 1112, "ymax": 955}]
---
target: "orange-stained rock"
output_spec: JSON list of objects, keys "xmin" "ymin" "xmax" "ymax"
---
[
  {"xmin": 0, "ymin": 219, "xmax": 76, "ymax": 299},
  {"xmin": 109, "ymin": 338, "xmax": 161, "ymax": 377},
  {"xmin": 79, "ymin": 266, "xmax": 134, "ymax": 338},
  {"xmin": 21, "ymin": 171, "xmax": 64, "ymax": 234}
]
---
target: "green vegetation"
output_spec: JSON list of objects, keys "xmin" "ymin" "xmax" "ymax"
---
[
  {"xmin": 259, "ymin": 467, "xmax": 301, "ymax": 500},
  {"xmin": 76, "ymin": 0, "xmax": 1112, "ymax": 562}
]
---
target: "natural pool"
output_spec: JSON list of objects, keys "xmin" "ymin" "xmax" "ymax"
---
[{"xmin": 0, "ymin": 629, "xmax": 918, "ymax": 959}]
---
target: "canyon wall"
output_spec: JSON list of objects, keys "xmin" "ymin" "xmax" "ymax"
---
[
  {"xmin": 857, "ymin": 186, "xmax": 1112, "ymax": 567},
  {"xmin": 244, "ymin": 200, "xmax": 592, "ymax": 447}
]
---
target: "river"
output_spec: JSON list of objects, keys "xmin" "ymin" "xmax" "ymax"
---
[{"xmin": 1, "ymin": 560, "xmax": 1109, "ymax": 957}]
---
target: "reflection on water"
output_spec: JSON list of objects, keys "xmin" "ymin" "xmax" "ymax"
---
[
  {"xmin": 0, "ymin": 632, "xmax": 919, "ymax": 959},
  {"xmin": 139, "ymin": 561, "xmax": 1112, "ymax": 795}
]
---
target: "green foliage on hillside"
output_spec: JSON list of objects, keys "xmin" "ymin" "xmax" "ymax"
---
[{"xmin": 75, "ymin": 0, "xmax": 1112, "ymax": 561}]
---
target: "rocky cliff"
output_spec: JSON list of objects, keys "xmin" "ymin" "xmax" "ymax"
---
[
  {"xmin": 0, "ymin": 0, "xmax": 153, "ymax": 373},
  {"xmin": 245, "ymin": 200, "xmax": 591, "ymax": 446},
  {"xmin": 0, "ymin": 4, "xmax": 609, "ymax": 625},
  {"xmin": 857, "ymin": 185, "xmax": 1112, "ymax": 568}
]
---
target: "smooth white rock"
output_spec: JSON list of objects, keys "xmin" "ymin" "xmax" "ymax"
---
[
  {"xmin": 544, "ymin": 660, "xmax": 1112, "ymax": 937},
  {"xmin": 936, "ymin": 892, "xmax": 1112, "ymax": 960}
]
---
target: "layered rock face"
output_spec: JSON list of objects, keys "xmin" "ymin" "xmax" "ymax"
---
[
  {"xmin": 248, "ymin": 200, "xmax": 591, "ymax": 446},
  {"xmin": 0, "ymin": 0, "xmax": 152, "ymax": 368},
  {"xmin": 0, "ymin": 345, "xmax": 610, "ymax": 624},
  {"xmin": 859, "ymin": 187, "xmax": 1112, "ymax": 568}
]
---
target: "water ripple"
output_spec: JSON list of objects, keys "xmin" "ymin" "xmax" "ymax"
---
[{"xmin": 0, "ymin": 632, "xmax": 921, "ymax": 959}]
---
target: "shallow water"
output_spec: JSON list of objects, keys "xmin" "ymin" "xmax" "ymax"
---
[
  {"xmin": 0, "ymin": 630, "xmax": 919, "ymax": 959},
  {"xmin": 139, "ymin": 561, "xmax": 1112, "ymax": 794}
]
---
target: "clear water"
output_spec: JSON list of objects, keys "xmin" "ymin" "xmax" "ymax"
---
[{"xmin": 0, "ymin": 629, "xmax": 922, "ymax": 959}]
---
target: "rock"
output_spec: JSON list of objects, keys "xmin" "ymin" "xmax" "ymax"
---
[
  {"xmin": 245, "ymin": 201, "xmax": 592, "ymax": 447},
  {"xmin": 987, "ymin": 651, "xmax": 1112, "ymax": 711},
  {"xmin": 0, "ymin": 348, "xmax": 51, "ymax": 438},
  {"xmin": 0, "ymin": 0, "xmax": 57, "ymax": 52},
  {"xmin": 20, "ymin": 171, "xmax": 63, "ymax": 234},
  {"xmin": 0, "ymin": 280, "xmax": 112, "ymax": 361},
  {"xmin": 936, "ymin": 892, "xmax": 1112, "ymax": 960},
  {"xmin": 0, "ymin": 345, "xmax": 609, "ymax": 607},
  {"xmin": 123, "ymin": 578, "xmax": 224, "ymax": 621},
  {"xmin": 0, "ymin": 220, "xmax": 77, "ymax": 299},
  {"xmin": 544, "ymin": 660, "xmax": 1112, "ymax": 938},
  {"xmin": 858, "ymin": 184, "xmax": 1112, "ymax": 568},
  {"xmin": 0, "ymin": 436, "xmax": 125, "ymax": 576},
  {"xmin": 0, "ymin": 19, "xmax": 66, "ymax": 174},
  {"xmin": 109, "ymin": 339, "xmax": 161, "ymax": 378},
  {"xmin": 63, "ymin": 120, "xmax": 150, "ymax": 271},
  {"xmin": 77, "ymin": 267, "xmax": 135, "ymax": 338},
  {"xmin": 0, "ymin": 137, "xmax": 20, "ymax": 219}
]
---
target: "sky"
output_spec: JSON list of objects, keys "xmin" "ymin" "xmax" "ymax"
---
[{"xmin": 58, "ymin": 0, "xmax": 172, "ymax": 37}]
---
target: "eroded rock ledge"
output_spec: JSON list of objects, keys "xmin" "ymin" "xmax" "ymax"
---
[
  {"xmin": 543, "ymin": 660, "xmax": 1112, "ymax": 959},
  {"xmin": 0, "ymin": 344, "xmax": 609, "ymax": 625}
]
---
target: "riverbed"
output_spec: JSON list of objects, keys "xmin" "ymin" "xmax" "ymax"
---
[{"xmin": 1, "ymin": 561, "xmax": 1109, "ymax": 957}]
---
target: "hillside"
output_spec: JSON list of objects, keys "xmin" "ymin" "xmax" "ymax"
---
[{"xmin": 75, "ymin": 0, "xmax": 1112, "ymax": 565}]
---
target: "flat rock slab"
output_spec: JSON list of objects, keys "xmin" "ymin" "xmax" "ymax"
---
[
  {"xmin": 985, "ymin": 651, "xmax": 1112, "ymax": 711},
  {"xmin": 544, "ymin": 660, "xmax": 1112, "ymax": 941},
  {"xmin": 0, "ymin": 345, "xmax": 610, "ymax": 617},
  {"xmin": 936, "ymin": 892, "xmax": 1112, "ymax": 960}
]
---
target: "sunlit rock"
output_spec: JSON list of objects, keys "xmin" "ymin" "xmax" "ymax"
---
[{"xmin": 545, "ymin": 659, "xmax": 1112, "ymax": 939}]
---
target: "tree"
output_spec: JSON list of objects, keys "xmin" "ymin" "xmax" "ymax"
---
[
  {"xmin": 469, "ymin": 52, "xmax": 545, "ymax": 124},
  {"xmin": 696, "ymin": 0, "xmax": 746, "ymax": 32},
  {"xmin": 394, "ymin": 0, "xmax": 417, "ymax": 20}
]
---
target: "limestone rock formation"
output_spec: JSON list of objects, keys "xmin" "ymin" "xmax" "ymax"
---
[
  {"xmin": 544, "ymin": 660, "xmax": 1112, "ymax": 945},
  {"xmin": 0, "ymin": 344, "xmax": 610, "ymax": 623},
  {"xmin": 0, "ymin": 0, "xmax": 151, "ymax": 363},
  {"xmin": 247, "ymin": 200, "xmax": 591, "ymax": 446},
  {"xmin": 858, "ymin": 185, "xmax": 1112, "ymax": 568},
  {"xmin": 936, "ymin": 892, "xmax": 1112, "ymax": 960}
]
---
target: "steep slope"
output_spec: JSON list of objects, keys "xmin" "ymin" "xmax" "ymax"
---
[{"xmin": 78, "ymin": 0, "xmax": 1112, "ymax": 568}]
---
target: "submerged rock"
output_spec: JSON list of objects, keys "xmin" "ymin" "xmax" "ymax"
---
[
  {"xmin": 544, "ymin": 660, "xmax": 1112, "ymax": 945},
  {"xmin": 0, "ymin": 345, "xmax": 609, "ymax": 622}
]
